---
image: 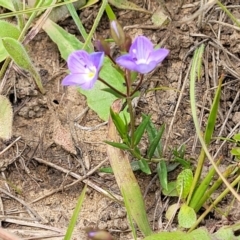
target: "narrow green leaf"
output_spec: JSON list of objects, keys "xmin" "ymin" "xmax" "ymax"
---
[
  {"xmin": 133, "ymin": 115, "xmax": 151, "ymax": 146},
  {"xmin": 64, "ymin": 184, "xmax": 87, "ymax": 240},
  {"xmin": 99, "ymin": 160, "xmax": 142, "ymax": 173},
  {"xmin": 63, "ymin": 0, "xmax": 92, "ymax": 51},
  {"xmin": 178, "ymin": 204, "xmax": 196, "ymax": 229},
  {"xmin": 176, "ymin": 169, "xmax": 193, "ymax": 199},
  {"xmin": 189, "ymin": 159, "xmax": 221, "ymax": 211},
  {"xmin": 157, "ymin": 160, "xmax": 168, "ymax": 190},
  {"xmin": 138, "ymin": 159, "xmax": 151, "ymax": 174},
  {"xmin": 110, "ymin": 108, "xmax": 128, "ymax": 142},
  {"xmin": 144, "ymin": 114, "xmax": 164, "ymax": 158},
  {"xmin": 0, "ymin": 95, "xmax": 13, "ymax": 140},
  {"xmin": 2, "ymin": 37, "xmax": 45, "ymax": 94},
  {"xmin": 104, "ymin": 141, "xmax": 130, "ymax": 150},
  {"xmin": 204, "ymin": 76, "xmax": 223, "ymax": 145},
  {"xmin": 42, "ymin": 18, "xmax": 84, "ymax": 60},
  {"xmin": 101, "ymin": 88, "xmax": 126, "ymax": 98},
  {"xmin": 147, "ymin": 125, "xmax": 165, "ymax": 159}
]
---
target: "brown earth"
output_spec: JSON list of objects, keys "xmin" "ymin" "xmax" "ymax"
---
[{"xmin": 0, "ymin": 0, "xmax": 240, "ymax": 239}]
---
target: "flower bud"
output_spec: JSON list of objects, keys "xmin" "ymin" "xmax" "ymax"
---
[
  {"xmin": 94, "ymin": 37, "xmax": 110, "ymax": 56},
  {"xmin": 110, "ymin": 20, "xmax": 125, "ymax": 47},
  {"xmin": 86, "ymin": 228, "xmax": 114, "ymax": 240},
  {"xmin": 120, "ymin": 34, "xmax": 132, "ymax": 52}
]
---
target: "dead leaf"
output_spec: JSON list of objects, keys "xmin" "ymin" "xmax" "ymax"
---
[{"xmin": 53, "ymin": 118, "xmax": 76, "ymax": 155}]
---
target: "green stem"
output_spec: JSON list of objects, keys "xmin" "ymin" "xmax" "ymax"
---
[
  {"xmin": 98, "ymin": 77, "xmax": 126, "ymax": 98},
  {"xmin": 187, "ymin": 148, "xmax": 205, "ymax": 205},
  {"xmin": 82, "ymin": 0, "xmax": 108, "ymax": 50},
  {"xmin": 217, "ymin": 1, "xmax": 240, "ymax": 27}
]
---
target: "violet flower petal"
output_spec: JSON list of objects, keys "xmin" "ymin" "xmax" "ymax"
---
[
  {"xmin": 134, "ymin": 62, "xmax": 157, "ymax": 74},
  {"xmin": 62, "ymin": 74, "xmax": 91, "ymax": 86},
  {"xmin": 62, "ymin": 50, "xmax": 104, "ymax": 90},
  {"xmin": 148, "ymin": 48, "xmax": 170, "ymax": 65},
  {"xmin": 116, "ymin": 36, "xmax": 169, "ymax": 74},
  {"xmin": 89, "ymin": 52, "xmax": 105, "ymax": 71},
  {"xmin": 67, "ymin": 50, "xmax": 93, "ymax": 73},
  {"xmin": 129, "ymin": 36, "xmax": 153, "ymax": 61},
  {"xmin": 116, "ymin": 54, "xmax": 138, "ymax": 71}
]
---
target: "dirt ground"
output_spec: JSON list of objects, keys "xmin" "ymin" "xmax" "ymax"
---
[{"xmin": 0, "ymin": 0, "xmax": 240, "ymax": 239}]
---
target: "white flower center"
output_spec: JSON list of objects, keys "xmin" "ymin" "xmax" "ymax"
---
[
  {"xmin": 136, "ymin": 58, "xmax": 148, "ymax": 64},
  {"xmin": 86, "ymin": 66, "xmax": 96, "ymax": 80}
]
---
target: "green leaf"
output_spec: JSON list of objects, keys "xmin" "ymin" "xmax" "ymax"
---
[
  {"xmin": 213, "ymin": 226, "xmax": 240, "ymax": 240},
  {"xmin": 2, "ymin": 37, "xmax": 45, "ymax": 94},
  {"xmin": 165, "ymin": 203, "xmax": 179, "ymax": 221},
  {"xmin": 133, "ymin": 115, "xmax": 150, "ymax": 146},
  {"xmin": 0, "ymin": 20, "xmax": 20, "ymax": 38},
  {"xmin": 151, "ymin": 8, "xmax": 169, "ymax": 27},
  {"xmin": 176, "ymin": 169, "xmax": 193, "ymax": 199},
  {"xmin": 79, "ymin": 57, "xmax": 126, "ymax": 121},
  {"xmin": 104, "ymin": 141, "xmax": 130, "ymax": 150},
  {"xmin": 157, "ymin": 160, "xmax": 168, "ymax": 190},
  {"xmin": 0, "ymin": 1, "xmax": 14, "ymax": 11},
  {"xmin": 178, "ymin": 204, "xmax": 196, "ymax": 229},
  {"xmin": 233, "ymin": 133, "xmax": 240, "ymax": 142},
  {"xmin": 138, "ymin": 159, "xmax": 151, "ymax": 174},
  {"xmin": 143, "ymin": 228, "xmax": 211, "ymax": 240},
  {"xmin": 108, "ymin": 0, "xmax": 151, "ymax": 14},
  {"xmin": 231, "ymin": 148, "xmax": 240, "ymax": 157},
  {"xmin": 0, "ymin": 20, "xmax": 20, "ymax": 62},
  {"xmin": 64, "ymin": 184, "xmax": 87, "ymax": 240},
  {"xmin": 147, "ymin": 124, "xmax": 165, "ymax": 159},
  {"xmin": 162, "ymin": 181, "xmax": 178, "ymax": 197},
  {"xmin": 0, "ymin": 95, "xmax": 13, "ymax": 140},
  {"xmin": 42, "ymin": 18, "xmax": 84, "ymax": 60}
]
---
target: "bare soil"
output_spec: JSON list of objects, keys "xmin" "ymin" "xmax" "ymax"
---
[{"xmin": 1, "ymin": 0, "xmax": 240, "ymax": 239}]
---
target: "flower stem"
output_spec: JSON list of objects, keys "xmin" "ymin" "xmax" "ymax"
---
[
  {"xmin": 98, "ymin": 77, "xmax": 126, "ymax": 97},
  {"xmin": 131, "ymin": 74, "xmax": 143, "ymax": 97}
]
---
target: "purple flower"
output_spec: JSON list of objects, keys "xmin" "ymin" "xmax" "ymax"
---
[
  {"xmin": 62, "ymin": 50, "xmax": 104, "ymax": 90},
  {"xmin": 116, "ymin": 36, "xmax": 169, "ymax": 74}
]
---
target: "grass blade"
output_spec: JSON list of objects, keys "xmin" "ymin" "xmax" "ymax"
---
[{"xmin": 64, "ymin": 184, "xmax": 87, "ymax": 240}]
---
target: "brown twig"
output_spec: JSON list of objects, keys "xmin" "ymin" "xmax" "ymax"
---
[{"xmin": 31, "ymin": 157, "xmax": 123, "ymax": 203}]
